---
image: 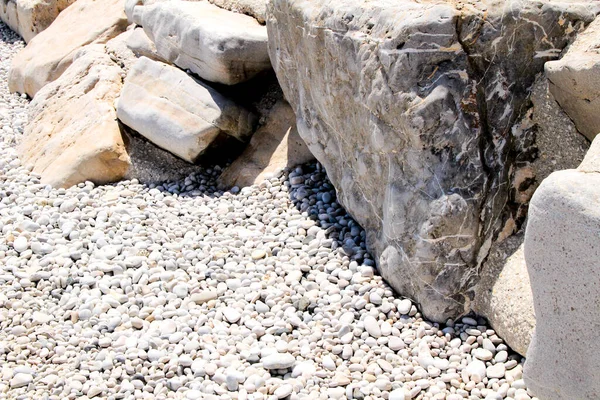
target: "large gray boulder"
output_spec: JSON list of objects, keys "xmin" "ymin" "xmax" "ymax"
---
[
  {"xmin": 139, "ymin": 0, "xmax": 270, "ymax": 84},
  {"xmin": 524, "ymin": 139, "xmax": 600, "ymax": 399},
  {"xmin": 545, "ymin": 17, "xmax": 600, "ymax": 141},
  {"xmin": 8, "ymin": 0, "xmax": 129, "ymax": 97},
  {"xmin": 116, "ymin": 57, "xmax": 257, "ymax": 163},
  {"xmin": 267, "ymin": 0, "xmax": 599, "ymax": 321},
  {"xmin": 0, "ymin": 0, "xmax": 75, "ymax": 43}
]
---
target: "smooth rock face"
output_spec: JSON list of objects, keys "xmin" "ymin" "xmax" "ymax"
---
[
  {"xmin": 207, "ymin": 0, "xmax": 266, "ymax": 24},
  {"xmin": 473, "ymin": 233, "xmax": 534, "ymax": 357},
  {"xmin": 267, "ymin": 0, "xmax": 598, "ymax": 321},
  {"xmin": 140, "ymin": 0, "xmax": 270, "ymax": 84},
  {"xmin": 0, "ymin": 0, "xmax": 75, "ymax": 42},
  {"xmin": 218, "ymin": 100, "xmax": 314, "ymax": 188},
  {"xmin": 545, "ymin": 17, "xmax": 600, "ymax": 141},
  {"xmin": 524, "ymin": 151, "xmax": 600, "ymax": 399},
  {"xmin": 19, "ymin": 46, "xmax": 130, "ymax": 188},
  {"xmin": 8, "ymin": 0, "xmax": 128, "ymax": 97},
  {"xmin": 261, "ymin": 353, "xmax": 295, "ymax": 370},
  {"xmin": 117, "ymin": 57, "xmax": 257, "ymax": 163}
]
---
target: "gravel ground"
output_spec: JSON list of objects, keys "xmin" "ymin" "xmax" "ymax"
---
[{"xmin": 0, "ymin": 23, "xmax": 535, "ymax": 400}]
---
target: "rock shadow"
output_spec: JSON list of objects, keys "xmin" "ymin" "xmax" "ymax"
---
[
  {"xmin": 285, "ymin": 162, "xmax": 374, "ymax": 267},
  {"xmin": 0, "ymin": 22, "xmax": 24, "ymax": 45}
]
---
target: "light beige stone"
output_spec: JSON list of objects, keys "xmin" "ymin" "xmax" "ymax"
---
[
  {"xmin": 104, "ymin": 28, "xmax": 139, "ymax": 74},
  {"xmin": 218, "ymin": 100, "xmax": 314, "ymax": 188},
  {"xmin": 267, "ymin": 0, "xmax": 597, "ymax": 321},
  {"xmin": 473, "ymin": 232, "xmax": 534, "ymax": 356},
  {"xmin": 524, "ymin": 165, "xmax": 600, "ymax": 400},
  {"xmin": 545, "ymin": 17, "xmax": 600, "ymax": 141},
  {"xmin": 0, "ymin": 0, "xmax": 76, "ymax": 42},
  {"xmin": 8, "ymin": 0, "xmax": 128, "ymax": 97},
  {"xmin": 116, "ymin": 57, "xmax": 257, "ymax": 163},
  {"xmin": 19, "ymin": 46, "xmax": 130, "ymax": 188}
]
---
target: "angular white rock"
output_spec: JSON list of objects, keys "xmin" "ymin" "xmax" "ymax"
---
[
  {"xmin": 117, "ymin": 57, "xmax": 257, "ymax": 163},
  {"xmin": 140, "ymin": 1, "xmax": 271, "ymax": 84}
]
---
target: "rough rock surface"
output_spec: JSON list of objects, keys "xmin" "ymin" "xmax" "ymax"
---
[
  {"xmin": 545, "ymin": 17, "xmax": 600, "ymax": 141},
  {"xmin": 208, "ymin": 0, "xmax": 266, "ymax": 24},
  {"xmin": 473, "ymin": 76, "xmax": 589, "ymax": 356},
  {"xmin": 117, "ymin": 57, "xmax": 257, "ymax": 163},
  {"xmin": 125, "ymin": 26, "xmax": 167, "ymax": 64},
  {"xmin": 8, "ymin": 0, "xmax": 128, "ymax": 97},
  {"xmin": 267, "ymin": 0, "xmax": 599, "ymax": 321},
  {"xmin": 18, "ymin": 46, "xmax": 130, "ymax": 188},
  {"xmin": 104, "ymin": 29, "xmax": 139, "ymax": 74},
  {"xmin": 218, "ymin": 100, "xmax": 314, "ymax": 188},
  {"xmin": 524, "ymin": 143, "xmax": 600, "ymax": 399},
  {"xmin": 140, "ymin": 0, "xmax": 270, "ymax": 84},
  {"xmin": 0, "ymin": 0, "xmax": 75, "ymax": 42}
]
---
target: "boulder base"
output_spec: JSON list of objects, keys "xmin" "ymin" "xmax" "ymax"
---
[
  {"xmin": 19, "ymin": 46, "xmax": 130, "ymax": 188},
  {"xmin": 473, "ymin": 233, "xmax": 534, "ymax": 357}
]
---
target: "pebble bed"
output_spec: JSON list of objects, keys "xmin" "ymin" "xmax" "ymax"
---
[{"xmin": 0, "ymin": 23, "xmax": 536, "ymax": 400}]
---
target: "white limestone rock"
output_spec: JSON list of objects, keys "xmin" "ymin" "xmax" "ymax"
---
[
  {"xmin": 116, "ymin": 57, "xmax": 257, "ymax": 163},
  {"xmin": 218, "ymin": 100, "xmax": 314, "ymax": 188},
  {"xmin": 140, "ymin": 0, "xmax": 270, "ymax": 84},
  {"xmin": 0, "ymin": 0, "xmax": 76, "ymax": 43}
]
